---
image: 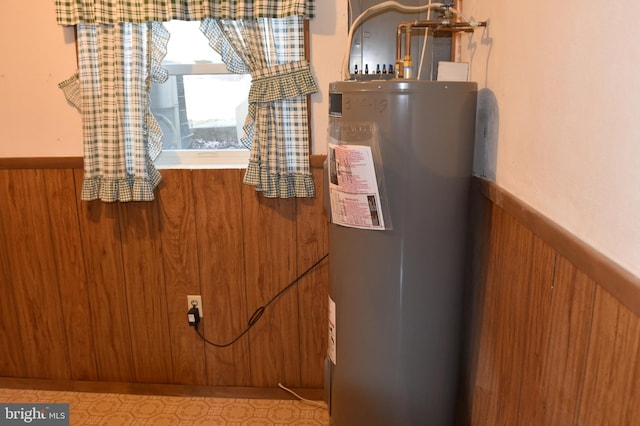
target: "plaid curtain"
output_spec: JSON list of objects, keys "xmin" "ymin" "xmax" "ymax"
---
[
  {"xmin": 59, "ymin": 23, "xmax": 168, "ymax": 201},
  {"xmin": 200, "ymin": 17, "xmax": 318, "ymax": 197},
  {"xmin": 57, "ymin": 0, "xmax": 315, "ymax": 202},
  {"xmin": 55, "ymin": 0, "xmax": 315, "ymax": 24}
]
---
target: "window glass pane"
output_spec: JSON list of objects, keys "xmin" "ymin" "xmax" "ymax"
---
[
  {"xmin": 151, "ymin": 20, "xmax": 251, "ymax": 158},
  {"xmin": 182, "ymin": 74, "xmax": 251, "ymax": 149},
  {"xmin": 151, "ymin": 74, "xmax": 251, "ymax": 150}
]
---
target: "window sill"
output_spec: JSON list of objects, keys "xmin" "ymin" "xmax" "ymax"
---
[{"xmin": 154, "ymin": 149, "xmax": 249, "ymax": 169}]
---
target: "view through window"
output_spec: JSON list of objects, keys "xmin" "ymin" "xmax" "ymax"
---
[{"xmin": 151, "ymin": 21, "xmax": 251, "ymax": 168}]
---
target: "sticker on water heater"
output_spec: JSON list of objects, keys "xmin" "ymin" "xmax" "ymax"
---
[
  {"xmin": 328, "ymin": 296, "xmax": 337, "ymax": 364},
  {"xmin": 327, "ymin": 142, "xmax": 385, "ymax": 230}
]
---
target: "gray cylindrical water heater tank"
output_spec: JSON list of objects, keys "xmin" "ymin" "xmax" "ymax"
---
[{"xmin": 325, "ymin": 80, "xmax": 477, "ymax": 426}]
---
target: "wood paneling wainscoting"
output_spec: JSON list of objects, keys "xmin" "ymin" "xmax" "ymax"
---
[
  {"xmin": 0, "ymin": 157, "xmax": 328, "ymax": 392},
  {"xmin": 1, "ymin": 159, "xmax": 638, "ymax": 422},
  {"xmin": 461, "ymin": 178, "xmax": 640, "ymax": 425}
]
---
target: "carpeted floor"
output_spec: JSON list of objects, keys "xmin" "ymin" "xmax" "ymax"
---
[{"xmin": 0, "ymin": 387, "xmax": 329, "ymax": 425}]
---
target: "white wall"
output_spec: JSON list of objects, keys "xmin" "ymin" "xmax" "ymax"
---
[
  {"xmin": 0, "ymin": 3, "xmax": 82, "ymax": 156},
  {"xmin": 309, "ymin": 1, "xmax": 348, "ymax": 155},
  {"xmin": 461, "ymin": 1, "xmax": 640, "ymax": 278},
  {"xmin": 0, "ymin": 3, "xmax": 345, "ymax": 158}
]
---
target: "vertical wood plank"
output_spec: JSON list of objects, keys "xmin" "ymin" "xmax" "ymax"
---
[
  {"xmin": 471, "ymin": 207, "xmax": 553, "ymax": 425},
  {"xmin": 44, "ymin": 169, "xmax": 98, "ymax": 380},
  {"xmin": 74, "ymin": 170, "xmax": 135, "ymax": 382},
  {"xmin": 296, "ymin": 167, "xmax": 330, "ymax": 387},
  {"xmin": 192, "ymin": 169, "xmax": 251, "ymax": 386},
  {"xmin": 156, "ymin": 169, "xmax": 207, "ymax": 385},
  {"xmin": 241, "ymin": 184, "xmax": 299, "ymax": 387},
  {"xmin": 578, "ymin": 287, "xmax": 640, "ymax": 425},
  {"xmin": 118, "ymin": 195, "xmax": 173, "ymax": 383},
  {"xmin": 516, "ymin": 255, "xmax": 596, "ymax": 425},
  {"xmin": 0, "ymin": 169, "xmax": 71, "ymax": 379},
  {"xmin": 0, "ymin": 170, "xmax": 27, "ymax": 377}
]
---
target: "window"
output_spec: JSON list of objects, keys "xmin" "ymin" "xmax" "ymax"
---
[
  {"xmin": 151, "ymin": 20, "xmax": 251, "ymax": 169},
  {"xmin": 57, "ymin": 1, "xmax": 317, "ymax": 201}
]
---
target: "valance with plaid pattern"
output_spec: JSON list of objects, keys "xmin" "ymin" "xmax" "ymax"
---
[{"xmin": 55, "ymin": 0, "xmax": 315, "ymax": 25}]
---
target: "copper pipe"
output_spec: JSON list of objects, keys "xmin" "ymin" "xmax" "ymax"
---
[
  {"xmin": 395, "ymin": 26, "xmax": 403, "ymax": 77},
  {"xmin": 396, "ymin": 26, "xmax": 402, "ymax": 64},
  {"xmin": 394, "ymin": 20, "xmax": 487, "ymax": 78},
  {"xmin": 405, "ymin": 22, "xmax": 414, "ymax": 63},
  {"xmin": 396, "ymin": 20, "xmax": 420, "ymax": 78},
  {"xmin": 406, "ymin": 20, "xmax": 486, "ymax": 31}
]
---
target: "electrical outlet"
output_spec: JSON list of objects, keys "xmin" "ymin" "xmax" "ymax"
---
[{"xmin": 187, "ymin": 295, "xmax": 203, "ymax": 319}]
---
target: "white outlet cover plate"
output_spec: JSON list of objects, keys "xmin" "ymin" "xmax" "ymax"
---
[{"xmin": 187, "ymin": 295, "xmax": 203, "ymax": 318}]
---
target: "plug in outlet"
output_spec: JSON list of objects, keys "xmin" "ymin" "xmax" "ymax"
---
[{"xmin": 187, "ymin": 295, "xmax": 203, "ymax": 319}]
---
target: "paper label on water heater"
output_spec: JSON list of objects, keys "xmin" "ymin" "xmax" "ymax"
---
[
  {"xmin": 327, "ymin": 142, "xmax": 385, "ymax": 230},
  {"xmin": 328, "ymin": 296, "xmax": 337, "ymax": 364}
]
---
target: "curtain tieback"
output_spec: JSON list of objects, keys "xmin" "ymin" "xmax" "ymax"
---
[{"xmin": 249, "ymin": 60, "xmax": 318, "ymax": 104}]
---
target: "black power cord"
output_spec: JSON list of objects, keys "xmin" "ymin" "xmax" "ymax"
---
[{"xmin": 193, "ymin": 253, "xmax": 329, "ymax": 348}]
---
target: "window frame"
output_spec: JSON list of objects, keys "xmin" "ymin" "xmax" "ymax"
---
[{"xmin": 153, "ymin": 19, "xmax": 313, "ymax": 170}]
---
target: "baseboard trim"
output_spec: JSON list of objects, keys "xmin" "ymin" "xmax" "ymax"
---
[
  {"xmin": 0, "ymin": 377, "xmax": 324, "ymax": 401},
  {"xmin": 473, "ymin": 177, "xmax": 640, "ymax": 316}
]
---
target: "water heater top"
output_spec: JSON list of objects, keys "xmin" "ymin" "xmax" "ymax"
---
[{"xmin": 329, "ymin": 79, "xmax": 477, "ymax": 94}]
